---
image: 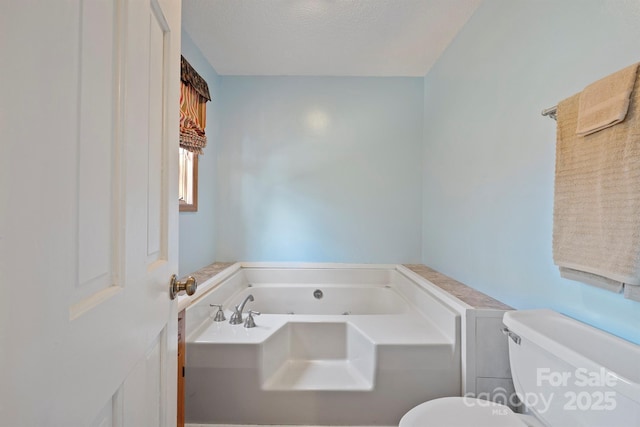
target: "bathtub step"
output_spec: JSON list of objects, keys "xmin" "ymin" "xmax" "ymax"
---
[{"xmin": 262, "ymin": 360, "xmax": 374, "ymax": 391}]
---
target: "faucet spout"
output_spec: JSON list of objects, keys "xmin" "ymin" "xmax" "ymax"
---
[
  {"xmin": 229, "ymin": 294, "xmax": 254, "ymax": 325},
  {"xmin": 238, "ymin": 294, "xmax": 254, "ymax": 314}
]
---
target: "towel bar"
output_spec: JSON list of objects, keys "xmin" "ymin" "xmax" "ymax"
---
[{"xmin": 541, "ymin": 105, "xmax": 557, "ymax": 120}]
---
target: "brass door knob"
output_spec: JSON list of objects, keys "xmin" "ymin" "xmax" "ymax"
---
[{"xmin": 169, "ymin": 275, "xmax": 197, "ymax": 300}]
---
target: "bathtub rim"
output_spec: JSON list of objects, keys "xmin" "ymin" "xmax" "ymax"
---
[{"xmin": 179, "ymin": 262, "xmax": 474, "ymax": 315}]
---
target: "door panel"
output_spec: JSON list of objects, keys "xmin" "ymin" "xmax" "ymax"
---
[
  {"xmin": 122, "ymin": 331, "xmax": 166, "ymax": 427},
  {"xmin": 0, "ymin": 0, "xmax": 181, "ymax": 425},
  {"xmin": 147, "ymin": 1, "xmax": 168, "ymax": 265},
  {"xmin": 73, "ymin": 0, "xmax": 122, "ymax": 314}
]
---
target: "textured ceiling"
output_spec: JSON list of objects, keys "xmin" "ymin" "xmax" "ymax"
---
[{"xmin": 182, "ymin": 0, "xmax": 482, "ymax": 76}]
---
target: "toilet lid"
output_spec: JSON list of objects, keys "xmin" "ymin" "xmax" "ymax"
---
[{"xmin": 399, "ymin": 397, "xmax": 528, "ymax": 427}]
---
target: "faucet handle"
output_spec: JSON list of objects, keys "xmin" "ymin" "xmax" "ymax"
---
[
  {"xmin": 209, "ymin": 304, "xmax": 226, "ymax": 322},
  {"xmin": 244, "ymin": 310, "xmax": 261, "ymax": 328},
  {"xmin": 229, "ymin": 304, "xmax": 243, "ymax": 324}
]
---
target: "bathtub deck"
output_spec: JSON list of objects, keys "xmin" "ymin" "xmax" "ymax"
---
[
  {"xmin": 189, "ymin": 313, "xmax": 453, "ymax": 345},
  {"xmin": 263, "ymin": 359, "xmax": 373, "ymax": 391}
]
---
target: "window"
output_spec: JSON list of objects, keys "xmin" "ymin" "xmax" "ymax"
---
[
  {"xmin": 178, "ymin": 55, "xmax": 210, "ymax": 213},
  {"xmin": 179, "ymin": 147, "xmax": 198, "ymax": 212}
]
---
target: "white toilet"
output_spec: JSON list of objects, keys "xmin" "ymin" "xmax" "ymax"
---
[{"xmin": 400, "ymin": 309, "xmax": 640, "ymax": 427}]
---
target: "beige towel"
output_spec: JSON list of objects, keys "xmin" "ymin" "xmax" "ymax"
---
[
  {"xmin": 559, "ymin": 267, "xmax": 623, "ymax": 293},
  {"xmin": 576, "ymin": 63, "xmax": 638, "ymax": 136},
  {"xmin": 553, "ymin": 68, "xmax": 640, "ymax": 294}
]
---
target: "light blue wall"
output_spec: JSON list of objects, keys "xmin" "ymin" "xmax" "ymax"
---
[
  {"xmin": 422, "ymin": 0, "xmax": 640, "ymax": 344},
  {"xmin": 216, "ymin": 77, "xmax": 424, "ymax": 263},
  {"xmin": 178, "ymin": 31, "xmax": 220, "ymax": 277}
]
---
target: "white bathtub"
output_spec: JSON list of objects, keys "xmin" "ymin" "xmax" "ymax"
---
[
  {"xmin": 232, "ymin": 283, "xmax": 408, "ymax": 315},
  {"xmin": 185, "ymin": 263, "xmax": 463, "ymax": 425}
]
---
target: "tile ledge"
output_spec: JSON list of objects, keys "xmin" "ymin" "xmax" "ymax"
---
[
  {"xmin": 403, "ymin": 264, "xmax": 513, "ymax": 310},
  {"xmin": 180, "ymin": 261, "xmax": 236, "ymax": 285}
]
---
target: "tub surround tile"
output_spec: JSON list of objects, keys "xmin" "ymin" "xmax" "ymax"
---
[
  {"xmin": 475, "ymin": 316, "xmax": 512, "ymax": 378},
  {"xmin": 181, "ymin": 261, "xmax": 236, "ymax": 284},
  {"xmin": 177, "ymin": 262, "xmax": 237, "ymax": 312},
  {"xmin": 403, "ymin": 264, "xmax": 514, "ymax": 399},
  {"xmin": 403, "ymin": 264, "xmax": 512, "ymax": 310}
]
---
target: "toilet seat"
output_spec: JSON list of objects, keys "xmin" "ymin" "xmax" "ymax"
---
[{"xmin": 399, "ymin": 397, "xmax": 528, "ymax": 427}]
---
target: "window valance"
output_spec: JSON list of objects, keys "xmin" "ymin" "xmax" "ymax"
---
[
  {"xmin": 181, "ymin": 56, "xmax": 211, "ymax": 101},
  {"xmin": 179, "ymin": 56, "xmax": 210, "ymax": 154}
]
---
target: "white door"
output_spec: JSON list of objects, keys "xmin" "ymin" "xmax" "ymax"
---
[{"xmin": 1, "ymin": 0, "xmax": 181, "ymax": 426}]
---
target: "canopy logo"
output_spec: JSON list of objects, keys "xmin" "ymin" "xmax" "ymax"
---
[{"xmin": 464, "ymin": 368, "xmax": 619, "ymax": 414}]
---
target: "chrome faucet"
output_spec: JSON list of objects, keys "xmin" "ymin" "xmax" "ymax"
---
[
  {"xmin": 229, "ymin": 294, "xmax": 254, "ymax": 325},
  {"xmin": 209, "ymin": 304, "xmax": 226, "ymax": 322},
  {"xmin": 244, "ymin": 310, "xmax": 260, "ymax": 328}
]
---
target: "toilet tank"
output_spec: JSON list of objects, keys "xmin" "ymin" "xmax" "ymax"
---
[{"xmin": 503, "ymin": 309, "xmax": 640, "ymax": 427}]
